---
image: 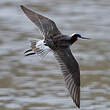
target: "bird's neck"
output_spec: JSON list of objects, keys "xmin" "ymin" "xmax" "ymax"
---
[{"xmin": 70, "ymin": 37, "xmax": 78, "ymax": 44}]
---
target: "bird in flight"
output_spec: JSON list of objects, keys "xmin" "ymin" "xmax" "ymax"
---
[{"xmin": 21, "ymin": 5, "xmax": 89, "ymax": 108}]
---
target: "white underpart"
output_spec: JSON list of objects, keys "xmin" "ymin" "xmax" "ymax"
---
[
  {"xmin": 36, "ymin": 40, "xmax": 51, "ymax": 51},
  {"xmin": 34, "ymin": 39, "xmax": 51, "ymax": 56}
]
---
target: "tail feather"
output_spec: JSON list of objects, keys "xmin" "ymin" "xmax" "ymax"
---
[{"xmin": 25, "ymin": 39, "xmax": 51, "ymax": 57}]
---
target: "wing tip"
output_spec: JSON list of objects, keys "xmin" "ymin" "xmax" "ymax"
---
[
  {"xmin": 20, "ymin": 5, "xmax": 28, "ymax": 14},
  {"xmin": 20, "ymin": 5, "xmax": 25, "ymax": 11},
  {"xmin": 20, "ymin": 5, "xmax": 30, "ymax": 13},
  {"xmin": 20, "ymin": 5, "xmax": 33, "ymax": 14},
  {"xmin": 73, "ymin": 97, "xmax": 80, "ymax": 108},
  {"xmin": 73, "ymin": 99, "xmax": 80, "ymax": 108},
  {"xmin": 20, "ymin": 5, "xmax": 24, "ymax": 8},
  {"xmin": 75, "ymin": 87, "xmax": 80, "ymax": 108},
  {"xmin": 76, "ymin": 103, "xmax": 80, "ymax": 108}
]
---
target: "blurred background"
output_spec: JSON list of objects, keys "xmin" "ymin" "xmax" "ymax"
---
[{"xmin": 0, "ymin": 0, "xmax": 110, "ymax": 110}]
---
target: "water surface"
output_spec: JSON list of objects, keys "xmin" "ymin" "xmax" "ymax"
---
[{"xmin": 0, "ymin": 0, "xmax": 110, "ymax": 110}]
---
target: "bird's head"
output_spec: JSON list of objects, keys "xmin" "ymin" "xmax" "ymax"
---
[{"xmin": 70, "ymin": 33, "xmax": 90, "ymax": 44}]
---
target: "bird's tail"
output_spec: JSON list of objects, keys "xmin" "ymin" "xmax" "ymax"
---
[{"xmin": 24, "ymin": 39, "xmax": 51, "ymax": 57}]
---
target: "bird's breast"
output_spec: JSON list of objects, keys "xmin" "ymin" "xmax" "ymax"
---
[{"xmin": 45, "ymin": 35, "xmax": 72, "ymax": 50}]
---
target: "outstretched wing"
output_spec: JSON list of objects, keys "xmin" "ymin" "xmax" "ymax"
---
[
  {"xmin": 20, "ymin": 5, "xmax": 61, "ymax": 39},
  {"xmin": 54, "ymin": 48, "xmax": 80, "ymax": 108}
]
